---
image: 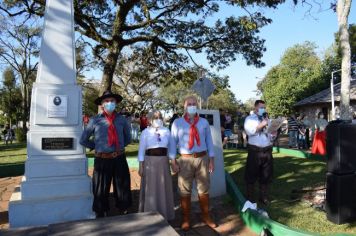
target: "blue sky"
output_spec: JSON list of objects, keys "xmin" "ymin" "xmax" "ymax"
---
[
  {"xmin": 216, "ymin": 1, "xmax": 356, "ymax": 102},
  {"xmin": 84, "ymin": 1, "xmax": 355, "ymax": 102}
]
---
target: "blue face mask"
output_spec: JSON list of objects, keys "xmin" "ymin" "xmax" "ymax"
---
[
  {"xmin": 258, "ymin": 108, "xmax": 265, "ymax": 116},
  {"xmin": 187, "ymin": 106, "xmax": 197, "ymax": 115},
  {"xmin": 104, "ymin": 102, "xmax": 116, "ymax": 112}
]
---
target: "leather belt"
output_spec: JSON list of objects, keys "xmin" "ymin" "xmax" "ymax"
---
[
  {"xmin": 145, "ymin": 148, "xmax": 168, "ymax": 156},
  {"xmin": 247, "ymin": 144, "xmax": 272, "ymax": 152},
  {"xmin": 95, "ymin": 150, "xmax": 124, "ymax": 159},
  {"xmin": 181, "ymin": 151, "xmax": 207, "ymax": 158}
]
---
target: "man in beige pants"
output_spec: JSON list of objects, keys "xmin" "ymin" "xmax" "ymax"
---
[{"xmin": 169, "ymin": 95, "xmax": 217, "ymax": 231}]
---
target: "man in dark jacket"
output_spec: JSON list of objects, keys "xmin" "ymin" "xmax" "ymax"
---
[{"xmin": 80, "ymin": 90, "xmax": 132, "ymax": 218}]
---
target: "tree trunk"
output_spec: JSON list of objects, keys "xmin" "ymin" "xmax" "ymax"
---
[
  {"xmin": 337, "ymin": 0, "xmax": 352, "ymax": 120},
  {"xmin": 99, "ymin": 43, "xmax": 122, "ymax": 95},
  {"xmin": 22, "ymin": 82, "xmax": 29, "ymax": 132}
]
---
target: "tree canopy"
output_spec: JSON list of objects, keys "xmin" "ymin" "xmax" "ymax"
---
[
  {"xmin": 0, "ymin": 0, "xmax": 287, "ymax": 95},
  {"xmin": 258, "ymin": 42, "xmax": 329, "ymax": 116},
  {"xmin": 0, "ymin": 68, "xmax": 23, "ymax": 126},
  {"xmin": 157, "ymin": 67, "xmax": 238, "ymax": 113}
]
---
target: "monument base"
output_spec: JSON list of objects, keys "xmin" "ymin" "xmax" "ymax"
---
[{"xmin": 9, "ymin": 187, "xmax": 94, "ymax": 228}]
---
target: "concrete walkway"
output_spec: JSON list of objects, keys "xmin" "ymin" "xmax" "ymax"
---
[{"xmin": 0, "ymin": 169, "xmax": 256, "ymax": 236}]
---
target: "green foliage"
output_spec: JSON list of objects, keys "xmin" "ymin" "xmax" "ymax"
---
[
  {"xmin": 1, "ymin": 0, "xmax": 286, "ymax": 92},
  {"xmin": 81, "ymin": 79, "xmax": 100, "ymax": 116},
  {"xmin": 259, "ymin": 42, "xmax": 329, "ymax": 116},
  {"xmin": 3, "ymin": 68, "xmax": 16, "ymax": 90},
  {"xmin": 158, "ymin": 68, "xmax": 238, "ymax": 113},
  {"xmin": 158, "ymin": 80, "xmax": 193, "ymax": 113},
  {"xmin": 0, "ymin": 16, "xmax": 41, "ymax": 130},
  {"xmin": 1, "ymin": 68, "xmax": 22, "ymax": 125},
  {"xmin": 350, "ymin": 24, "xmax": 356, "ymax": 65},
  {"xmin": 243, "ymin": 97, "xmax": 259, "ymax": 113},
  {"xmin": 14, "ymin": 128, "xmax": 26, "ymax": 142},
  {"xmin": 335, "ymin": 24, "xmax": 356, "ymax": 65},
  {"xmin": 208, "ymin": 89, "xmax": 239, "ymax": 112}
]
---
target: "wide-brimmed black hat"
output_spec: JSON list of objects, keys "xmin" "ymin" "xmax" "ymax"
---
[{"xmin": 94, "ymin": 90, "xmax": 123, "ymax": 105}]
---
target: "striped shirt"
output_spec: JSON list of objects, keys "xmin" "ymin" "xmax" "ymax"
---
[{"xmin": 287, "ymin": 117, "xmax": 298, "ymax": 131}]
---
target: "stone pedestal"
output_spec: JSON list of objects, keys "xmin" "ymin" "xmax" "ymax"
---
[{"xmin": 9, "ymin": 0, "xmax": 94, "ymax": 228}]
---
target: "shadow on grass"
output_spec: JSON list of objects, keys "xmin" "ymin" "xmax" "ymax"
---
[
  {"xmin": 0, "ymin": 143, "xmax": 26, "ymax": 152},
  {"xmin": 224, "ymin": 148, "xmax": 328, "ymax": 232},
  {"xmin": 0, "ymin": 164, "xmax": 24, "ymax": 178}
]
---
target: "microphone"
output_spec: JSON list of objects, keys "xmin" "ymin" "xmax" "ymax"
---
[{"xmin": 262, "ymin": 112, "xmax": 268, "ymax": 119}]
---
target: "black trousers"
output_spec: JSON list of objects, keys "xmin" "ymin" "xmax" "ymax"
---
[
  {"xmin": 306, "ymin": 128, "xmax": 310, "ymax": 148},
  {"xmin": 92, "ymin": 154, "xmax": 132, "ymax": 213},
  {"xmin": 245, "ymin": 145, "xmax": 273, "ymax": 185}
]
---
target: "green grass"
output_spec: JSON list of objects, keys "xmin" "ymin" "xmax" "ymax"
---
[
  {"xmin": 224, "ymin": 148, "xmax": 356, "ymax": 235},
  {"xmin": 0, "ymin": 142, "xmax": 139, "ymax": 163},
  {"xmin": 0, "ymin": 142, "xmax": 27, "ymax": 165}
]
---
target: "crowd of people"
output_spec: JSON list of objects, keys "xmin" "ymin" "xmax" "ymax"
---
[
  {"xmin": 80, "ymin": 91, "xmax": 217, "ymax": 231},
  {"xmin": 219, "ymin": 110, "xmax": 250, "ymax": 148},
  {"xmin": 287, "ymin": 112, "xmax": 328, "ymax": 155},
  {"xmin": 78, "ymin": 89, "xmax": 356, "ymax": 231}
]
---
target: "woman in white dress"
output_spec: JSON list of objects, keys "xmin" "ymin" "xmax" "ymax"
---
[{"xmin": 138, "ymin": 110, "xmax": 175, "ymax": 220}]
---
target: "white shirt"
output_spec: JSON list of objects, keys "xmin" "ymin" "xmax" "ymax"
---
[
  {"xmin": 315, "ymin": 118, "xmax": 328, "ymax": 131},
  {"xmin": 138, "ymin": 126, "xmax": 173, "ymax": 161},
  {"xmin": 244, "ymin": 113, "xmax": 273, "ymax": 148}
]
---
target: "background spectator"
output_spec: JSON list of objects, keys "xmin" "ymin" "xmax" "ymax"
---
[
  {"xmin": 169, "ymin": 113, "xmax": 179, "ymax": 130},
  {"xmin": 287, "ymin": 114, "xmax": 298, "ymax": 148},
  {"xmin": 140, "ymin": 112, "xmax": 148, "ymax": 131},
  {"xmin": 131, "ymin": 113, "xmax": 141, "ymax": 142},
  {"xmin": 3, "ymin": 124, "xmax": 14, "ymax": 145}
]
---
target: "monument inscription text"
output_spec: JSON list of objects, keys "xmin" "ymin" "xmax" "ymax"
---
[{"xmin": 42, "ymin": 138, "xmax": 74, "ymax": 150}]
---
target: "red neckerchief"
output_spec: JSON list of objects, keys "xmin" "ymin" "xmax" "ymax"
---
[
  {"xmin": 103, "ymin": 111, "xmax": 119, "ymax": 151},
  {"xmin": 184, "ymin": 113, "xmax": 201, "ymax": 149}
]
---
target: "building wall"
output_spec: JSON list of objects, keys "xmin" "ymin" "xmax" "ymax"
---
[{"xmin": 295, "ymin": 101, "xmax": 356, "ymax": 121}]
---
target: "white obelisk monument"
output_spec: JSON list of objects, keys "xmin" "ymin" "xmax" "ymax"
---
[{"xmin": 9, "ymin": 0, "xmax": 94, "ymax": 227}]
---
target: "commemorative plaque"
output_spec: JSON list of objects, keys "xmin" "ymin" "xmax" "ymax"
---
[
  {"xmin": 47, "ymin": 95, "xmax": 68, "ymax": 118},
  {"xmin": 42, "ymin": 137, "xmax": 74, "ymax": 150}
]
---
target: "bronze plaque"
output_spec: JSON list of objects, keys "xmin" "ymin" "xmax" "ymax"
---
[{"xmin": 42, "ymin": 137, "xmax": 74, "ymax": 150}]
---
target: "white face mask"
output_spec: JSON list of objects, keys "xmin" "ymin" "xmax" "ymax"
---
[
  {"xmin": 152, "ymin": 119, "xmax": 163, "ymax": 128},
  {"xmin": 187, "ymin": 106, "xmax": 197, "ymax": 115},
  {"xmin": 320, "ymin": 115, "xmax": 324, "ymax": 119}
]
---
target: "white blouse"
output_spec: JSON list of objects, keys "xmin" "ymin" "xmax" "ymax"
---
[{"xmin": 137, "ymin": 126, "xmax": 173, "ymax": 161}]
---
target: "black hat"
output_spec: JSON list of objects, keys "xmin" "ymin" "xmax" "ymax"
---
[{"xmin": 94, "ymin": 90, "xmax": 123, "ymax": 105}]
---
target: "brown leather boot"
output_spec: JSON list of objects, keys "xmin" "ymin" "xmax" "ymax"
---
[
  {"xmin": 246, "ymin": 184, "xmax": 255, "ymax": 202},
  {"xmin": 180, "ymin": 195, "xmax": 191, "ymax": 231},
  {"xmin": 259, "ymin": 184, "xmax": 270, "ymax": 205},
  {"xmin": 198, "ymin": 194, "xmax": 217, "ymax": 228}
]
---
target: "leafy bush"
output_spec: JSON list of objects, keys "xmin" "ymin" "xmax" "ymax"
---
[{"xmin": 14, "ymin": 128, "xmax": 26, "ymax": 142}]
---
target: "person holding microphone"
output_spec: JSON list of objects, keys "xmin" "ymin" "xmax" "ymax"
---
[{"xmin": 244, "ymin": 100, "xmax": 275, "ymax": 205}]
